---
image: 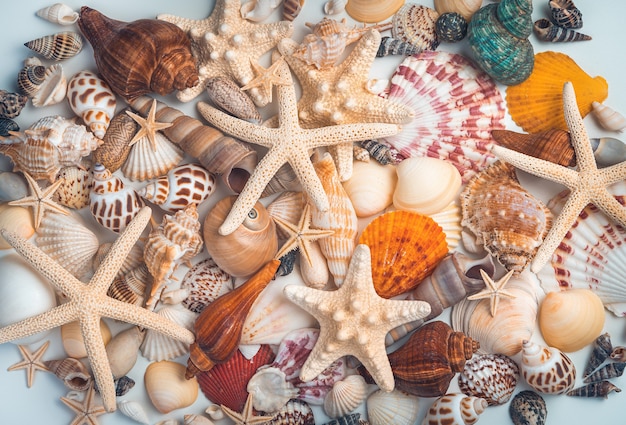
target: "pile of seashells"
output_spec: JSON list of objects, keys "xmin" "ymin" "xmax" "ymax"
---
[{"xmin": 1, "ymin": 0, "xmax": 626, "ymax": 424}]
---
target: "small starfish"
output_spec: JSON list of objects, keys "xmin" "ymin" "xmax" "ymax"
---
[
  {"xmin": 492, "ymin": 82, "xmax": 626, "ymax": 273},
  {"xmin": 125, "ymin": 99, "xmax": 173, "ymax": 150},
  {"xmin": 6, "ymin": 340, "xmax": 50, "ymax": 388},
  {"xmin": 8, "ymin": 172, "xmax": 68, "ymax": 230},
  {"xmin": 273, "ymin": 202, "xmax": 335, "ymax": 266},
  {"xmin": 467, "ymin": 269, "xmax": 516, "ymax": 317},
  {"xmin": 278, "ymin": 29, "xmax": 413, "ymax": 181},
  {"xmin": 240, "ymin": 56, "xmax": 292, "ymax": 104},
  {"xmin": 61, "ymin": 384, "xmax": 107, "ymax": 425},
  {"xmin": 157, "ymin": 0, "xmax": 293, "ymax": 106},
  {"xmin": 283, "ymin": 244, "xmax": 431, "ymax": 391},
  {"xmin": 0, "ymin": 207, "xmax": 195, "ymax": 412},
  {"xmin": 221, "ymin": 392, "xmax": 274, "ymax": 425},
  {"xmin": 198, "ymin": 59, "xmax": 399, "ymax": 236}
]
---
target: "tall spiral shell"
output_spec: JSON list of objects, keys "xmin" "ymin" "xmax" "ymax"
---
[
  {"xmin": 24, "ymin": 31, "xmax": 83, "ymax": 61},
  {"xmin": 67, "ymin": 70, "xmax": 116, "ymax": 139},
  {"xmin": 520, "ymin": 340, "xmax": 576, "ymax": 394}
]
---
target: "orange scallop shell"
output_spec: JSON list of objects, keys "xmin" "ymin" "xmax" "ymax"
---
[
  {"xmin": 358, "ymin": 210, "xmax": 448, "ymax": 299},
  {"xmin": 506, "ymin": 51, "xmax": 608, "ymax": 133}
]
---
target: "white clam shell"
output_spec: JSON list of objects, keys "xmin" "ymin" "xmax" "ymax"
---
[
  {"xmin": 0, "ymin": 254, "xmax": 57, "ymax": 345},
  {"xmin": 140, "ymin": 304, "xmax": 197, "ymax": 361},
  {"xmin": 144, "ymin": 360, "xmax": 199, "ymax": 414},
  {"xmin": 367, "ymin": 389, "xmax": 420, "ymax": 425},
  {"xmin": 342, "ymin": 159, "xmax": 397, "ymax": 218},
  {"xmin": 121, "ymin": 131, "xmax": 184, "ymax": 182},
  {"xmin": 0, "ymin": 205, "xmax": 35, "ymax": 250},
  {"xmin": 323, "ymin": 374, "xmax": 368, "ymax": 418},
  {"xmin": 36, "ymin": 3, "xmax": 79, "ymax": 25},
  {"xmin": 67, "ymin": 71, "xmax": 116, "ymax": 139},
  {"xmin": 118, "ymin": 400, "xmax": 150, "ymax": 425},
  {"xmin": 248, "ymin": 366, "xmax": 299, "ymax": 413},
  {"xmin": 393, "ymin": 156, "xmax": 462, "ymax": 215}
]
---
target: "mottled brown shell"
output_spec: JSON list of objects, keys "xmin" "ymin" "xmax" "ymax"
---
[
  {"xmin": 492, "ymin": 129, "xmax": 575, "ymax": 167},
  {"xmin": 77, "ymin": 7, "xmax": 199, "ymax": 100},
  {"xmin": 92, "ymin": 108, "xmax": 138, "ymax": 172},
  {"xmin": 461, "ymin": 161, "xmax": 552, "ymax": 273}
]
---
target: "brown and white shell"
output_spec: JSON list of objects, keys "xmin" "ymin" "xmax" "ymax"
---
[
  {"xmin": 92, "ymin": 108, "xmax": 138, "ymax": 172},
  {"xmin": 0, "ymin": 90, "xmax": 28, "ymax": 119},
  {"xmin": 107, "ymin": 264, "xmax": 151, "ymax": 307},
  {"xmin": 137, "ymin": 163, "xmax": 216, "ymax": 213},
  {"xmin": 180, "ymin": 258, "xmax": 233, "ymax": 314},
  {"xmin": 89, "ymin": 163, "xmax": 146, "ymax": 233},
  {"xmin": 17, "ymin": 57, "xmax": 67, "ymax": 107},
  {"xmin": 67, "ymin": 70, "xmax": 117, "ymax": 139},
  {"xmin": 44, "ymin": 357, "xmax": 92, "ymax": 391},
  {"xmin": 53, "ymin": 160, "xmax": 93, "ymax": 209},
  {"xmin": 121, "ymin": 130, "xmax": 184, "ymax": 182},
  {"xmin": 0, "ymin": 116, "xmax": 101, "ymax": 183},
  {"xmin": 520, "ymin": 340, "xmax": 576, "ymax": 395},
  {"xmin": 24, "ymin": 31, "xmax": 83, "ymax": 61},
  {"xmin": 458, "ymin": 353, "xmax": 519, "ymax": 406},
  {"xmin": 460, "ymin": 161, "xmax": 552, "ymax": 274},
  {"xmin": 392, "ymin": 4, "xmax": 440, "ymax": 51}
]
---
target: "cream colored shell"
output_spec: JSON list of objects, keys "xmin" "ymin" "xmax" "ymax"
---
[
  {"xmin": 342, "ymin": 160, "xmax": 397, "ymax": 218},
  {"xmin": 144, "ymin": 360, "xmax": 199, "ymax": 414}
]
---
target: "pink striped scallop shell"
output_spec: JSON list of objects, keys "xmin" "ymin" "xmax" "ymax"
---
[{"xmin": 381, "ymin": 50, "xmax": 506, "ymax": 183}]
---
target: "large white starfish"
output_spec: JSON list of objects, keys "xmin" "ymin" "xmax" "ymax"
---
[
  {"xmin": 157, "ymin": 0, "xmax": 293, "ymax": 106},
  {"xmin": 198, "ymin": 60, "xmax": 400, "ymax": 236},
  {"xmin": 0, "ymin": 207, "xmax": 195, "ymax": 412},
  {"xmin": 492, "ymin": 82, "xmax": 626, "ymax": 273},
  {"xmin": 283, "ymin": 244, "xmax": 431, "ymax": 391}
]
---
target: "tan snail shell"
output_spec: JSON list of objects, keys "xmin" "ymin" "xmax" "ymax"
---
[
  {"xmin": 77, "ymin": 7, "xmax": 198, "ymax": 100},
  {"xmin": 203, "ymin": 195, "xmax": 278, "ymax": 278},
  {"xmin": 144, "ymin": 361, "xmax": 199, "ymax": 414}
]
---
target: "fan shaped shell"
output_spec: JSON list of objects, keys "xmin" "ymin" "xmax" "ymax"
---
[
  {"xmin": 323, "ymin": 375, "xmax": 368, "ymax": 418},
  {"xmin": 358, "ymin": 210, "xmax": 448, "ymax": 298},
  {"xmin": 366, "ymin": 389, "xmax": 420, "ymax": 425},
  {"xmin": 382, "ymin": 50, "xmax": 506, "ymax": 183},
  {"xmin": 140, "ymin": 304, "xmax": 197, "ymax": 361},
  {"xmin": 506, "ymin": 51, "xmax": 608, "ymax": 133},
  {"xmin": 121, "ymin": 132, "xmax": 184, "ymax": 182},
  {"xmin": 537, "ymin": 182, "xmax": 626, "ymax": 316}
]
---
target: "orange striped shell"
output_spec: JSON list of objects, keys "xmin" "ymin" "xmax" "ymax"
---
[{"xmin": 358, "ymin": 210, "xmax": 448, "ymax": 298}]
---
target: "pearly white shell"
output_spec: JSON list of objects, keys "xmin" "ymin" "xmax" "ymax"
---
[
  {"xmin": 367, "ymin": 389, "xmax": 420, "ymax": 425},
  {"xmin": 36, "ymin": 3, "xmax": 79, "ymax": 25},
  {"xmin": 323, "ymin": 374, "xmax": 368, "ymax": 418},
  {"xmin": 144, "ymin": 360, "xmax": 199, "ymax": 414}
]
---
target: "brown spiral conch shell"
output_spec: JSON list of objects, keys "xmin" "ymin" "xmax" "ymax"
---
[
  {"xmin": 129, "ymin": 96, "xmax": 257, "ymax": 193},
  {"xmin": 460, "ymin": 160, "xmax": 553, "ymax": 273},
  {"xmin": 24, "ymin": 31, "xmax": 83, "ymax": 61},
  {"xmin": 360, "ymin": 320, "xmax": 479, "ymax": 397},
  {"xmin": 77, "ymin": 7, "xmax": 198, "ymax": 100},
  {"xmin": 203, "ymin": 195, "xmax": 278, "ymax": 278}
]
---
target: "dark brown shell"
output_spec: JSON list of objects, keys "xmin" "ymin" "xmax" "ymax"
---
[
  {"xmin": 491, "ymin": 129, "xmax": 575, "ymax": 167},
  {"xmin": 92, "ymin": 108, "xmax": 138, "ymax": 172},
  {"xmin": 77, "ymin": 7, "xmax": 199, "ymax": 100},
  {"xmin": 360, "ymin": 320, "xmax": 478, "ymax": 397}
]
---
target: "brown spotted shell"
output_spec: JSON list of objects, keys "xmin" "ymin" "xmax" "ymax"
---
[
  {"xmin": 458, "ymin": 353, "xmax": 519, "ymax": 406},
  {"xmin": 24, "ymin": 31, "xmax": 83, "ymax": 61},
  {"xmin": 392, "ymin": 4, "xmax": 440, "ymax": 51},
  {"xmin": 460, "ymin": 161, "xmax": 552, "ymax": 273},
  {"xmin": 180, "ymin": 258, "xmax": 233, "ymax": 314},
  {"xmin": 53, "ymin": 160, "xmax": 93, "ymax": 209}
]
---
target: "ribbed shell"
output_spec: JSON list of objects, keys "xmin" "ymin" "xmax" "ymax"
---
[
  {"xmin": 382, "ymin": 50, "xmax": 505, "ymax": 183},
  {"xmin": 591, "ymin": 101, "xmax": 626, "ymax": 132},
  {"xmin": 121, "ymin": 131, "xmax": 184, "ymax": 182},
  {"xmin": 323, "ymin": 375, "xmax": 368, "ymax": 418},
  {"xmin": 181, "ymin": 258, "xmax": 233, "ymax": 314},
  {"xmin": 18, "ymin": 59, "xmax": 67, "ymax": 108},
  {"xmin": 458, "ymin": 353, "xmax": 519, "ymax": 406},
  {"xmin": 54, "ymin": 161, "xmax": 93, "ymax": 209},
  {"xmin": 266, "ymin": 399, "xmax": 315, "ymax": 425},
  {"xmin": 24, "ymin": 31, "xmax": 83, "ymax": 61},
  {"xmin": 36, "ymin": 3, "xmax": 79, "ymax": 25},
  {"xmin": 92, "ymin": 108, "xmax": 138, "ymax": 172},
  {"xmin": 140, "ymin": 305, "xmax": 197, "ymax": 361},
  {"xmin": 267, "ymin": 191, "xmax": 306, "ymax": 239},
  {"xmin": 0, "ymin": 90, "xmax": 27, "ymax": 119},
  {"xmin": 366, "ymin": 389, "xmax": 420, "ymax": 425},
  {"xmin": 550, "ymin": 0, "xmax": 583, "ymax": 28},
  {"xmin": 107, "ymin": 264, "xmax": 150, "ymax": 307},
  {"xmin": 391, "ymin": 4, "xmax": 440, "ymax": 51}
]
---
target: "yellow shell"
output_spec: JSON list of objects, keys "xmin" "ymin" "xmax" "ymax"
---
[
  {"xmin": 538, "ymin": 289, "xmax": 605, "ymax": 353},
  {"xmin": 61, "ymin": 319, "xmax": 111, "ymax": 359},
  {"xmin": 0, "ymin": 204, "xmax": 35, "ymax": 249},
  {"xmin": 506, "ymin": 51, "xmax": 608, "ymax": 133},
  {"xmin": 345, "ymin": 0, "xmax": 405, "ymax": 23}
]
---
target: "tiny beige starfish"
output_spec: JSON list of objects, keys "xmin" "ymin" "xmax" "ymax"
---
[
  {"xmin": 221, "ymin": 392, "xmax": 274, "ymax": 425},
  {"xmin": 7, "ymin": 340, "xmax": 50, "ymax": 388},
  {"xmin": 125, "ymin": 99, "xmax": 172, "ymax": 150},
  {"xmin": 241, "ymin": 56, "xmax": 292, "ymax": 104},
  {"xmin": 61, "ymin": 384, "xmax": 107, "ymax": 425},
  {"xmin": 0, "ymin": 207, "xmax": 195, "ymax": 412},
  {"xmin": 283, "ymin": 244, "xmax": 431, "ymax": 391},
  {"xmin": 273, "ymin": 202, "xmax": 334, "ymax": 266},
  {"xmin": 8, "ymin": 172, "xmax": 68, "ymax": 230},
  {"xmin": 198, "ymin": 59, "xmax": 399, "ymax": 236},
  {"xmin": 157, "ymin": 0, "xmax": 293, "ymax": 106},
  {"xmin": 492, "ymin": 82, "xmax": 626, "ymax": 273},
  {"xmin": 467, "ymin": 269, "xmax": 516, "ymax": 317}
]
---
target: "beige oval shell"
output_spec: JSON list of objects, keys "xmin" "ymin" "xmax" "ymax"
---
[
  {"xmin": 342, "ymin": 160, "xmax": 397, "ymax": 218},
  {"xmin": 0, "ymin": 204, "xmax": 35, "ymax": 249},
  {"xmin": 144, "ymin": 360, "xmax": 199, "ymax": 414}
]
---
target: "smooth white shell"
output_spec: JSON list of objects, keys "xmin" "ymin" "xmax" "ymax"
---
[
  {"xmin": 118, "ymin": 400, "xmax": 150, "ymax": 425},
  {"xmin": 342, "ymin": 160, "xmax": 397, "ymax": 218},
  {"xmin": 36, "ymin": 3, "xmax": 79, "ymax": 25},
  {"xmin": 144, "ymin": 360, "xmax": 199, "ymax": 414},
  {"xmin": 592, "ymin": 101, "xmax": 626, "ymax": 132}
]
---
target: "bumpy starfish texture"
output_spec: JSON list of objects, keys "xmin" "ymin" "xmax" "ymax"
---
[
  {"xmin": 157, "ymin": 0, "xmax": 293, "ymax": 106},
  {"xmin": 8, "ymin": 172, "xmax": 68, "ymax": 230},
  {"xmin": 0, "ymin": 207, "xmax": 195, "ymax": 412},
  {"xmin": 273, "ymin": 202, "xmax": 334, "ymax": 266},
  {"xmin": 125, "ymin": 99, "xmax": 173, "ymax": 150},
  {"xmin": 467, "ymin": 269, "xmax": 516, "ymax": 317},
  {"xmin": 278, "ymin": 29, "xmax": 413, "ymax": 180},
  {"xmin": 283, "ymin": 244, "xmax": 431, "ymax": 391},
  {"xmin": 7, "ymin": 340, "xmax": 50, "ymax": 388},
  {"xmin": 492, "ymin": 82, "xmax": 626, "ymax": 273},
  {"xmin": 240, "ymin": 56, "xmax": 292, "ymax": 104},
  {"xmin": 198, "ymin": 60, "xmax": 400, "ymax": 236},
  {"xmin": 221, "ymin": 392, "xmax": 275, "ymax": 425},
  {"xmin": 61, "ymin": 384, "xmax": 107, "ymax": 425}
]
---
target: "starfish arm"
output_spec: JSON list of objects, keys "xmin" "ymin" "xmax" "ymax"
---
[
  {"xmin": 562, "ymin": 82, "xmax": 596, "ymax": 171},
  {"xmin": 90, "ymin": 207, "xmax": 151, "ymax": 293},
  {"xmin": 103, "ymin": 299, "xmax": 195, "ymax": 345},
  {"xmin": 80, "ymin": 314, "xmax": 116, "ymax": 412},
  {"xmin": 593, "ymin": 189, "xmax": 626, "ymax": 228},
  {"xmin": 298, "ymin": 328, "xmax": 351, "ymax": 382},
  {"xmin": 356, "ymin": 345, "xmax": 395, "ymax": 391},
  {"xmin": 197, "ymin": 102, "xmax": 274, "ymax": 148},
  {"xmin": 377, "ymin": 299, "xmax": 432, "ymax": 329},
  {"xmin": 531, "ymin": 189, "xmax": 591, "ymax": 273},
  {"xmin": 329, "ymin": 143, "xmax": 354, "ymax": 181},
  {"xmin": 492, "ymin": 145, "xmax": 579, "ymax": 187},
  {"xmin": 600, "ymin": 161, "xmax": 626, "ymax": 186},
  {"xmin": 305, "ymin": 123, "xmax": 399, "ymax": 147},
  {"xmin": 289, "ymin": 149, "xmax": 330, "ymax": 212},
  {"xmin": 0, "ymin": 302, "xmax": 78, "ymax": 344},
  {"xmin": 219, "ymin": 148, "xmax": 287, "ymax": 235},
  {"xmin": 174, "ymin": 80, "xmax": 208, "ymax": 103}
]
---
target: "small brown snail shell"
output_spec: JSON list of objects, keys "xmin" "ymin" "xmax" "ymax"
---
[
  {"xmin": 203, "ymin": 195, "xmax": 278, "ymax": 278},
  {"xmin": 77, "ymin": 7, "xmax": 199, "ymax": 100}
]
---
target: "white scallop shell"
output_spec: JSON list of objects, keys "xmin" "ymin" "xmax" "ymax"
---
[
  {"xmin": 32, "ymin": 63, "xmax": 67, "ymax": 107},
  {"xmin": 537, "ymin": 181, "xmax": 626, "ymax": 316},
  {"xmin": 67, "ymin": 70, "xmax": 116, "ymax": 139},
  {"xmin": 367, "ymin": 389, "xmax": 420, "ymax": 425},
  {"xmin": 323, "ymin": 375, "xmax": 368, "ymax": 418},
  {"xmin": 382, "ymin": 51, "xmax": 506, "ymax": 183},
  {"xmin": 267, "ymin": 191, "xmax": 306, "ymax": 239},
  {"xmin": 121, "ymin": 132, "xmax": 184, "ymax": 182},
  {"xmin": 592, "ymin": 101, "xmax": 626, "ymax": 132},
  {"xmin": 35, "ymin": 211, "xmax": 99, "ymax": 279},
  {"xmin": 430, "ymin": 201, "xmax": 462, "ymax": 252},
  {"xmin": 36, "ymin": 3, "xmax": 79, "ymax": 25},
  {"xmin": 118, "ymin": 400, "xmax": 150, "ymax": 425},
  {"xmin": 341, "ymin": 159, "xmax": 397, "ymax": 218},
  {"xmin": 140, "ymin": 304, "xmax": 197, "ymax": 361}
]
